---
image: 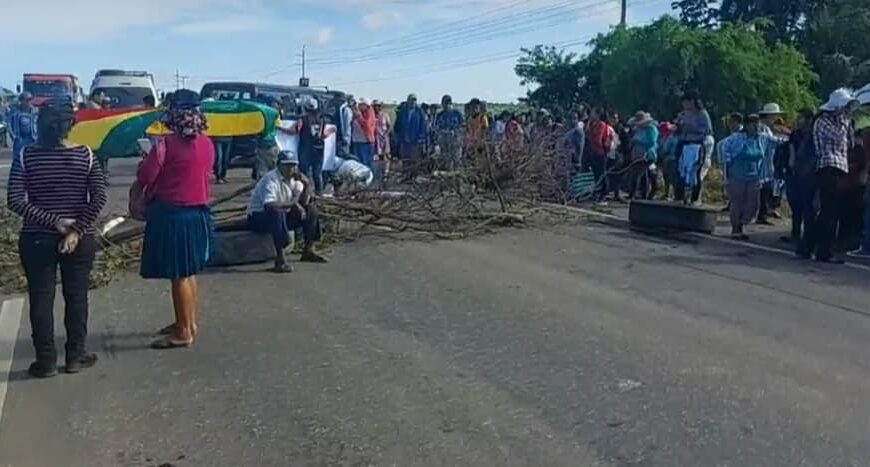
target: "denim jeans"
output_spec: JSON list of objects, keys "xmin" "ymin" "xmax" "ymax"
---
[
  {"xmin": 213, "ymin": 138, "xmax": 233, "ymax": 180},
  {"xmin": 299, "ymin": 149, "xmax": 324, "ymax": 195},
  {"xmin": 248, "ymin": 202, "xmax": 321, "ymax": 250},
  {"xmin": 352, "ymin": 142, "xmax": 375, "ymax": 168},
  {"xmin": 19, "ymin": 233, "xmax": 96, "ymax": 363}
]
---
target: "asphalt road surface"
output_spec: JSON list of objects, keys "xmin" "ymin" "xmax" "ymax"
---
[{"xmin": 1, "ymin": 213, "xmax": 870, "ymax": 466}]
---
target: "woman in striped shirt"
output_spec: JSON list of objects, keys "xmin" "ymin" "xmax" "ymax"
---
[{"xmin": 6, "ymin": 99, "xmax": 107, "ymax": 378}]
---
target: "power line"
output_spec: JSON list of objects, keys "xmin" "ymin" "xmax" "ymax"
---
[
  {"xmin": 311, "ymin": 0, "xmax": 532, "ymax": 56},
  {"xmin": 307, "ymin": 0, "xmax": 597, "ymax": 65},
  {"xmin": 331, "ymin": 13, "xmax": 660, "ymax": 89}
]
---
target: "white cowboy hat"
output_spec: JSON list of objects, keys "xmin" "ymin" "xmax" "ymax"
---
[
  {"xmin": 820, "ymin": 88, "xmax": 859, "ymax": 112},
  {"xmin": 628, "ymin": 111, "xmax": 654, "ymax": 126},
  {"xmin": 856, "ymin": 83, "xmax": 870, "ymax": 106},
  {"xmin": 356, "ymin": 97, "xmax": 369, "ymax": 106},
  {"xmin": 758, "ymin": 103, "xmax": 783, "ymax": 115}
]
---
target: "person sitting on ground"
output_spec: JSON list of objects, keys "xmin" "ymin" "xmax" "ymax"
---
[{"xmin": 247, "ymin": 152, "xmax": 328, "ymax": 273}]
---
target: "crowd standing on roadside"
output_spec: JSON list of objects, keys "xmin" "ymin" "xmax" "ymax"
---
[{"xmin": 5, "ymin": 82, "xmax": 870, "ymax": 379}]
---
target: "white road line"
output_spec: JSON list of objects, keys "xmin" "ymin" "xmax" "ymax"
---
[
  {"xmin": 566, "ymin": 205, "xmax": 870, "ymax": 273},
  {"xmin": 0, "ymin": 163, "xmax": 10, "ymax": 170},
  {"xmin": 0, "ymin": 298, "xmax": 24, "ymax": 427}
]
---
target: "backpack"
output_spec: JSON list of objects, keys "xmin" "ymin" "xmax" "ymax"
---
[{"xmin": 793, "ymin": 130, "xmax": 818, "ymax": 178}]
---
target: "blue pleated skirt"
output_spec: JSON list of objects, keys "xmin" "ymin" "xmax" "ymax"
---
[{"xmin": 140, "ymin": 201, "xmax": 214, "ymax": 279}]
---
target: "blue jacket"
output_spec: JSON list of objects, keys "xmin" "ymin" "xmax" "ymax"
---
[
  {"xmin": 396, "ymin": 104, "xmax": 428, "ymax": 144},
  {"xmin": 721, "ymin": 133, "xmax": 778, "ymax": 183},
  {"xmin": 9, "ymin": 106, "xmax": 38, "ymax": 141},
  {"xmin": 434, "ymin": 109, "xmax": 463, "ymax": 133},
  {"xmin": 563, "ymin": 127, "xmax": 585, "ymax": 164},
  {"xmin": 631, "ymin": 124, "xmax": 659, "ymax": 162}
]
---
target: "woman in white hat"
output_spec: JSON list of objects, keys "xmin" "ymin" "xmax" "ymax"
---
[
  {"xmin": 756, "ymin": 102, "xmax": 788, "ymax": 224},
  {"xmin": 809, "ymin": 88, "xmax": 860, "ymax": 263}
]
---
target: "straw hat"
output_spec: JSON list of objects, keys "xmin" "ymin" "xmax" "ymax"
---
[
  {"xmin": 758, "ymin": 103, "xmax": 783, "ymax": 115},
  {"xmin": 820, "ymin": 88, "xmax": 858, "ymax": 112}
]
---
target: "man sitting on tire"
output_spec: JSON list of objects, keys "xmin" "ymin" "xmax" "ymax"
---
[{"xmin": 246, "ymin": 151, "xmax": 328, "ymax": 273}]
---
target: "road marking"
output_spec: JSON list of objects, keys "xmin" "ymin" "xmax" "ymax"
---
[
  {"xmin": 0, "ymin": 163, "xmax": 10, "ymax": 170},
  {"xmin": 565, "ymin": 205, "xmax": 870, "ymax": 273},
  {"xmin": 0, "ymin": 298, "xmax": 24, "ymax": 427}
]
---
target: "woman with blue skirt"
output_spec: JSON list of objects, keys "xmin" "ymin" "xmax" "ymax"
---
[{"xmin": 137, "ymin": 90, "xmax": 215, "ymax": 349}]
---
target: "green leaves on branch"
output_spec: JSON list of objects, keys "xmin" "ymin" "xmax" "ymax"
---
[{"xmin": 515, "ymin": 17, "xmax": 818, "ymax": 123}]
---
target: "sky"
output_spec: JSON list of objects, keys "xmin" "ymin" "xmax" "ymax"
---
[{"xmin": 0, "ymin": 0, "xmax": 676, "ymax": 103}]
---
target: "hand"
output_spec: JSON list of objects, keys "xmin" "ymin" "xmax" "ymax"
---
[
  {"xmin": 58, "ymin": 231, "xmax": 81, "ymax": 255},
  {"xmin": 55, "ymin": 218, "xmax": 76, "ymax": 235},
  {"xmin": 293, "ymin": 203, "xmax": 307, "ymax": 221}
]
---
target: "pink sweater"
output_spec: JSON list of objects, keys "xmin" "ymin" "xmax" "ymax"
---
[{"xmin": 137, "ymin": 134, "xmax": 215, "ymax": 206}]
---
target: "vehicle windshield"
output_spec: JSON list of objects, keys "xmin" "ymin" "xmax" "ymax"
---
[
  {"xmin": 93, "ymin": 87, "xmax": 154, "ymax": 108},
  {"xmin": 201, "ymin": 85, "xmax": 254, "ymax": 101},
  {"xmin": 23, "ymin": 80, "xmax": 71, "ymax": 97}
]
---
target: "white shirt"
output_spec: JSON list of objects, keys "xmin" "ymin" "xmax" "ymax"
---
[{"xmin": 247, "ymin": 169, "xmax": 304, "ymax": 215}]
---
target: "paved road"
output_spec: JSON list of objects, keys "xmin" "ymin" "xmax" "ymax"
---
[{"xmin": 1, "ymin": 219, "xmax": 870, "ymax": 466}]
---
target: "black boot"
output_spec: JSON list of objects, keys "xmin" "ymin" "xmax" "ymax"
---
[{"xmin": 273, "ymin": 248, "xmax": 293, "ymax": 273}]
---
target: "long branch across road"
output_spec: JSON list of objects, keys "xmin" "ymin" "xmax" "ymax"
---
[{"xmin": 1, "ymin": 222, "xmax": 869, "ymax": 466}]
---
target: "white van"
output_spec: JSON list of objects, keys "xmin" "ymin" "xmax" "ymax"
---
[{"xmin": 89, "ymin": 70, "xmax": 159, "ymax": 108}]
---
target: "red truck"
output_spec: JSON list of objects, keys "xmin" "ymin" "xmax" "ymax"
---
[{"xmin": 19, "ymin": 73, "xmax": 85, "ymax": 107}]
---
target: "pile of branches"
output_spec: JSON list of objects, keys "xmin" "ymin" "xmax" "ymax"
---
[
  {"xmin": 0, "ymin": 204, "xmax": 135, "ymax": 293},
  {"xmin": 1, "ymin": 133, "xmax": 575, "ymax": 292}
]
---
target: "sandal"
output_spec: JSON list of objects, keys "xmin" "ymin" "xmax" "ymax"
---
[
  {"xmin": 157, "ymin": 323, "xmax": 199, "ymax": 336},
  {"xmin": 150, "ymin": 336, "xmax": 193, "ymax": 350}
]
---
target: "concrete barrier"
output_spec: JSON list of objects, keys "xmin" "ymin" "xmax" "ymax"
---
[{"xmin": 628, "ymin": 200, "xmax": 718, "ymax": 234}]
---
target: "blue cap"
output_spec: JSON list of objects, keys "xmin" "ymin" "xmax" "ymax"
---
[{"xmin": 277, "ymin": 151, "xmax": 299, "ymax": 166}]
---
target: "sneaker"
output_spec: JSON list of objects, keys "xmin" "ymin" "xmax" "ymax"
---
[
  {"xmin": 65, "ymin": 353, "xmax": 98, "ymax": 374},
  {"xmin": 28, "ymin": 361, "xmax": 58, "ymax": 379}
]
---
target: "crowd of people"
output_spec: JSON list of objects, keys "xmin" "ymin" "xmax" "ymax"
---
[{"xmin": 6, "ymin": 82, "xmax": 870, "ymax": 378}]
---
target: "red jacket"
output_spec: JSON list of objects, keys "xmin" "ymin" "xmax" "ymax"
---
[{"xmin": 586, "ymin": 120, "xmax": 614, "ymax": 158}]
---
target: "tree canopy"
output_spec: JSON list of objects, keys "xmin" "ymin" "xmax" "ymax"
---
[
  {"xmin": 515, "ymin": 17, "xmax": 818, "ymax": 124},
  {"xmin": 672, "ymin": 0, "xmax": 870, "ymax": 94}
]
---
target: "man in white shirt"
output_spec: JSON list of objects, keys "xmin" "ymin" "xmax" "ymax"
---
[{"xmin": 247, "ymin": 152, "xmax": 328, "ymax": 272}]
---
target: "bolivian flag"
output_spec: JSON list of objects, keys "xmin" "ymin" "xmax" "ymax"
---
[{"xmin": 68, "ymin": 100, "xmax": 280, "ymax": 158}]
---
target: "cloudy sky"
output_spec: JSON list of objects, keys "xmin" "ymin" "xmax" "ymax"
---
[{"xmin": 1, "ymin": 0, "xmax": 675, "ymax": 103}]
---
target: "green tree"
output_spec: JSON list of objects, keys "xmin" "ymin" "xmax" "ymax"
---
[
  {"xmin": 802, "ymin": 0, "xmax": 870, "ymax": 93},
  {"xmin": 514, "ymin": 45, "xmax": 586, "ymax": 113},
  {"xmin": 516, "ymin": 17, "xmax": 818, "ymax": 125},
  {"xmin": 672, "ymin": 0, "xmax": 716, "ymax": 28}
]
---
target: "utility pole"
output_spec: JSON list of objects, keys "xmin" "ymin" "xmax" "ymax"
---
[
  {"xmin": 301, "ymin": 44, "xmax": 306, "ymax": 79},
  {"xmin": 620, "ymin": 0, "xmax": 627, "ymax": 26},
  {"xmin": 174, "ymin": 69, "xmax": 189, "ymax": 90}
]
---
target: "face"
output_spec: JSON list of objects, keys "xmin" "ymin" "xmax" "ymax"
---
[
  {"xmin": 681, "ymin": 99, "xmax": 694, "ymax": 112},
  {"xmin": 442, "ymin": 100, "xmax": 452, "ymax": 110},
  {"xmin": 374, "ymin": 104, "xmax": 382, "ymax": 113},
  {"xmin": 279, "ymin": 163, "xmax": 299, "ymax": 179},
  {"xmin": 472, "ymin": 104, "xmax": 482, "ymax": 114},
  {"xmin": 408, "ymin": 97, "xmax": 417, "ymax": 107},
  {"xmin": 746, "ymin": 121, "xmax": 759, "ymax": 136}
]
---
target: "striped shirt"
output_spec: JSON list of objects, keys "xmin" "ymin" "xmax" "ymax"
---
[{"xmin": 6, "ymin": 144, "xmax": 107, "ymax": 235}]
